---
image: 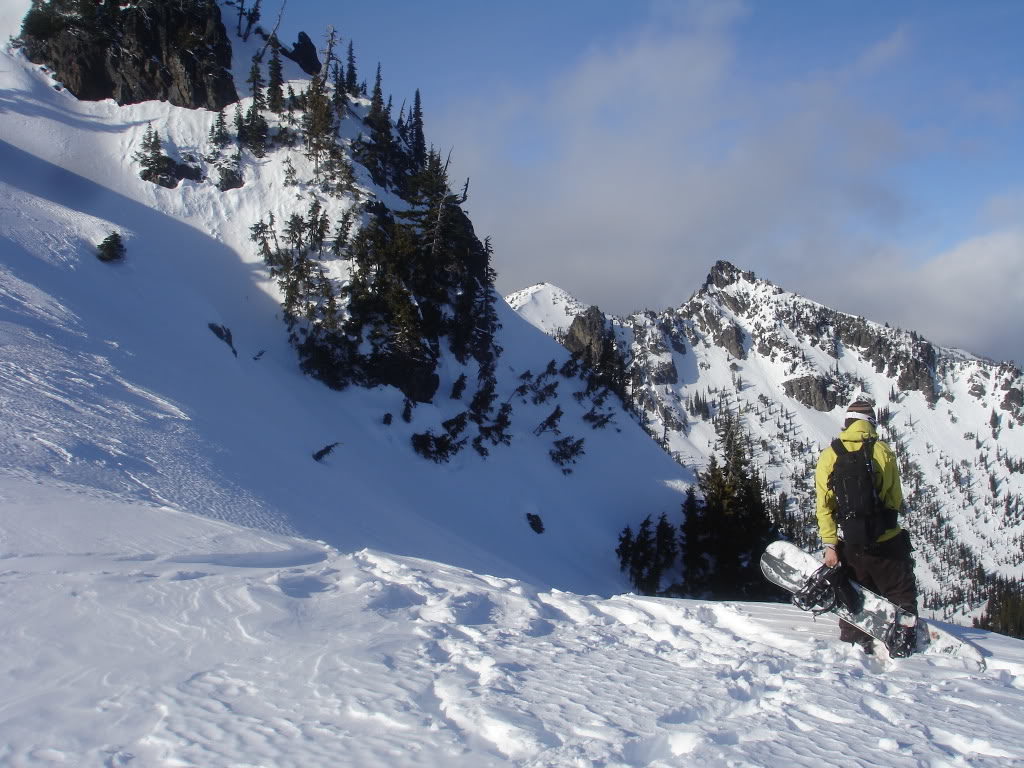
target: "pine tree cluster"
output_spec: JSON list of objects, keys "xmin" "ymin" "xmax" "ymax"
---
[
  {"xmin": 617, "ymin": 410, "xmax": 784, "ymax": 599},
  {"xmin": 20, "ymin": 0, "xmax": 157, "ymax": 43},
  {"xmin": 242, "ymin": 28, "xmax": 503, "ymax": 415},
  {"xmin": 973, "ymin": 578, "xmax": 1024, "ymax": 640},
  {"xmin": 133, "ymin": 123, "xmax": 202, "ymax": 188}
]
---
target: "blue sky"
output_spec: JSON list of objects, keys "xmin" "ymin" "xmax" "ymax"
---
[{"xmin": 273, "ymin": 0, "xmax": 1022, "ymax": 364}]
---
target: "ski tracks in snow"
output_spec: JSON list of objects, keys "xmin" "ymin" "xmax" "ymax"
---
[{"xmin": 2, "ymin": 535, "xmax": 1023, "ymax": 767}]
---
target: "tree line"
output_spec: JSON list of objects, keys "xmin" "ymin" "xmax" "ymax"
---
[{"xmin": 616, "ymin": 408, "xmax": 785, "ymax": 600}]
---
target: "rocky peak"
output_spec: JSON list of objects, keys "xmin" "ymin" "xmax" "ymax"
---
[
  {"xmin": 705, "ymin": 260, "xmax": 755, "ymax": 291},
  {"xmin": 279, "ymin": 31, "xmax": 322, "ymax": 76}
]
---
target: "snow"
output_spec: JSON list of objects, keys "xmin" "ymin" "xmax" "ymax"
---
[
  {"xmin": 2, "ymin": 4, "xmax": 1024, "ymax": 765},
  {"xmin": 505, "ymin": 282, "xmax": 588, "ymax": 338},
  {"xmin": 3, "ymin": 474, "xmax": 1024, "ymax": 766}
]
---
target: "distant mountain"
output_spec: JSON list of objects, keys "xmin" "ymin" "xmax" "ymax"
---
[
  {"xmin": 509, "ymin": 260, "xmax": 1024, "ymax": 619},
  {"xmin": 505, "ymin": 282, "xmax": 589, "ymax": 338}
]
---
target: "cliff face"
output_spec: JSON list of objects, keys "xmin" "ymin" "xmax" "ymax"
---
[{"xmin": 19, "ymin": 0, "xmax": 237, "ymax": 111}]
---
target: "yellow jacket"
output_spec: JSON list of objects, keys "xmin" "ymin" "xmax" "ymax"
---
[{"xmin": 814, "ymin": 420, "xmax": 903, "ymax": 546}]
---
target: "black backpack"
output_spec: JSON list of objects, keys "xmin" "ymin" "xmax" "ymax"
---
[{"xmin": 828, "ymin": 439, "xmax": 892, "ymax": 553}]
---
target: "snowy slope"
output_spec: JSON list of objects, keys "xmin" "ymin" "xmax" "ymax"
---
[
  {"xmin": 0, "ymin": 7, "xmax": 691, "ymax": 597},
  {"xmin": 2, "ymin": 475, "xmax": 1023, "ymax": 767}
]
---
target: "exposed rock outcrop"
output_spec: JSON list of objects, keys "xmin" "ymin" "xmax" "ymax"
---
[
  {"xmin": 564, "ymin": 306, "xmax": 612, "ymax": 366},
  {"xmin": 782, "ymin": 375, "xmax": 838, "ymax": 412},
  {"xmin": 705, "ymin": 260, "xmax": 754, "ymax": 290},
  {"xmin": 18, "ymin": 1, "xmax": 237, "ymax": 111},
  {"xmin": 279, "ymin": 31, "xmax": 321, "ymax": 76}
]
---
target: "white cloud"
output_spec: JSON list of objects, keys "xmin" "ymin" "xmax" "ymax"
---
[
  {"xmin": 897, "ymin": 231, "xmax": 1024, "ymax": 362},
  {"xmin": 853, "ymin": 26, "xmax": 911, "ymax": 76}
]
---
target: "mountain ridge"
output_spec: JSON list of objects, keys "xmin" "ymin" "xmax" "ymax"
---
[{"xmin": 509, "ymin": 259, "xmax": 1024, "ymax": 619}]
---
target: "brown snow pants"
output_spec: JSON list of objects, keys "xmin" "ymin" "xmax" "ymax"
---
[{"xmin": 837, "ymin": 530, "xmax": 918, "ymax": 645}]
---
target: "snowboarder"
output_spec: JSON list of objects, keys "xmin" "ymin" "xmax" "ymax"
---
[{"xmin": 814, "ymin": 393, "xmax": 918, "ymax": 653}]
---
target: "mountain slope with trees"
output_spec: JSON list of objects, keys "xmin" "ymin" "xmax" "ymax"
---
[
  {"xmin": 1, "ymin": 0, "xmax": 697, "ymax": 598},
  {"xmin": 509, "ymin": 262, "xmax": 1024, "ymax": 623}
]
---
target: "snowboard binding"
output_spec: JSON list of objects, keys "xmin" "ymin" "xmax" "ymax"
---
[
  {"xmin": 884, "ymin": 612, "xmax": 918, "ymax": 658},
  {"xmin": 792, "ymin": 565, "xmax": 840, "ymax": 614},
  {"xmin": 792, "ymin": 565, "xmax": 863, "ymax": 616}
]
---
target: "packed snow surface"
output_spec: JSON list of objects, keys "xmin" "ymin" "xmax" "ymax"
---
[{"xmin": 3, "ymin": 474, "xmax": 1024, "ymax": 768}]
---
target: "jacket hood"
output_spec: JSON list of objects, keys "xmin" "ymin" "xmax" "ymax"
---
[{"xmin": 839, "ymin": 419, "xmax": 878, "ymax": 443}]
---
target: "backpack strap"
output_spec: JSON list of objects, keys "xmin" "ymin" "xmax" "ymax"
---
[{"xmin": 860, "ymin": 438, "xmax": 880, "ymax": 506}]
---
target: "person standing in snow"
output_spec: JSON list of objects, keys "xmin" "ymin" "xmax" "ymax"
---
[{"xmin": 814, "ymin": 393, "xmax": 918, "ymax": 652}]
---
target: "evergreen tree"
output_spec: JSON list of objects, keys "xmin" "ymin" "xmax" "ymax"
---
[
  {"xmin": 283, "ymin": 156, "xmax": 298, "ymax": 187},
  {"xmin": 330, "ymin": 60, "xmax": 348, "ymax": 121},
  {"xmin": 267, "ymin": 45, "xmax": 285, "ymax": 114},
  {"xmin": 653, "ymin": 513, "xmax": 678, "ymax": 592},
  {"xmin": 133, "ymin": 122, "xmax": 163, "ymax": 176},
  {"xmin": 680, "ymin": 486, "xmax": 703, "ymax": 589},
  {"xmin": 305, "ymin": 197, "xmax": 331, "ymax": 254},
  {"xmin": 974, "ymin": 578, "xmax": 1024, "ymax": 640},
  {"xmin": 233, "ymin": 103, "xmax": 246, "ymax": 144},
  {"xmin": 451, "ymin": 373, "xmax": 468, "ymax": 400},
  {"xmin": 302, "ymin": 72, "xmax": 335, "ymax": 182},
  {"xmin": 208, "ymin": 109, "xmax": 230, "ymax": 149},
  {"xmin": 358, "ymin": 64, "xmax": 397, "ymax": 186},
  {"xmin": 629, "ymin": 517, "xmax": 654, "ymax": 592},
  {"xmin": 549, "ymin": 436, "xmax": 585, "ymax": 473},
  {"xmin": 246, "ymin": 53, "xmax": 266, "ymax": 111},
  {"xmin": 410, "ymin": 89, "xmax": 427, "ymax": 170},
  {"xmin": 216, "ymin": 147, "xmax": 244, "ymax": 191},
  {"xmin": 132, "ymin": 122, "xmax": 177, "ymax": 185},
  {"xmin": 345, "ymin": 41, "xmax": 358, "ymax": 95},
  {"xmin": 616, "ymin": 526, "xmax": 634, "ymax": 573},
  {"xmin": 533, "ymin": 405, "xmax": 563, "ymax": 436},
  {"xmin": 673, "ymin": 412, "xmax": 781, "ymax": 600},
  {"xmin": 396, "ymin": 102, "xmax": 408, "ymax": 145},
  {"xmin": 244, "ymin": 102, "xmax": 269, "ymax": 156},
  {"xmin": 96, "ymin": 231, "xmax": 125, "ymax": 262},
  {"xmin": 331, "ymin": 209, "xmax": 355, "ymax": 256}
]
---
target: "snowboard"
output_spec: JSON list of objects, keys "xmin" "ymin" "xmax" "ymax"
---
[{"xmin": 761, "ymin": 540, "xmax": 986, "ymax": 669}]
